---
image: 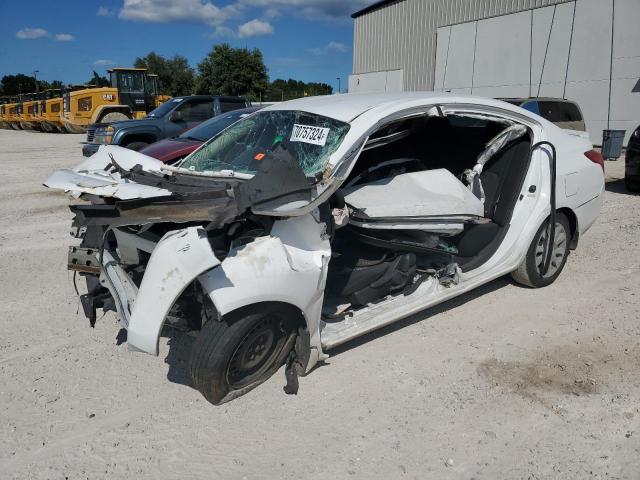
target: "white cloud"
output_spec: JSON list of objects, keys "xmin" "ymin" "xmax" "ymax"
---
[
  {"xmin": 237, "ymin": 18, "xmax": 273, "ymax": 38},
  {"xmin": 308, "ymin": 41, "xmax": 348, "ymax": 55},
  {"xmin": 238, "ymin": 0, "xmax": 370, "ymax": 20},
  {"xmin": 326, "ymin": 41, "xmax": 347, "ymax": 52},
  {"xmin": 54, "ymin": 33, "xmax": 75, "ymax": 41},
  {"xmin": 213, "ymin": 25, "xmax": 235, "ymax": 37},
  {"xmin": 94, "ymin": 59, "xmax": 116, "ymax": 66},
  {"xmin": 97, "ymin": 6, "xmax": 115, "ymax": 17},
  {"xmin": 16, "ymin": 27, "xmax": 49, "ymax": 39},
  {"xmin": 111, "ymin": 0, "xmax": 366, "ymax": 38},
  {"xmin": 119, "ymin": 0, "xmax": 229, "ymax": 26}
]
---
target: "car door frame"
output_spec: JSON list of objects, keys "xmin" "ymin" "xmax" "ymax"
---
[{"xmin": 318, "ymin": 102, "xmax": 551, "ymax": 350}]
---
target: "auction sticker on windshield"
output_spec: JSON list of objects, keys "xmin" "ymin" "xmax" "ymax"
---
[{"xmin": 290, "ymin": 124, "xmax": 330, "ymax": 146}]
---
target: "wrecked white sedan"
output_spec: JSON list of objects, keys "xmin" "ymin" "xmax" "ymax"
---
[{"xmin": 45, "ymin": 93, "xmax": 605, "ymax": 405}]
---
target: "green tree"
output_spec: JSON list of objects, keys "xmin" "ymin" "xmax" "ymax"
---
[
  {"xmin": 86, "ymin": 70, "xmax": 110, "ymax": 87},
  {"xmin": 0, "ymin": 74, "xmax": 40, "ymax": 95},
  {"xmin": 49, "ymin": 80, "xmax": 64, "ymax": 90},
  {"xmin": 134, "ymin": 51, "xmax": 195, "ymax": 96},
  {"xmin": 196, "ymin": 43, "xmax": 269, "ymax": 100},
  {"xmin": 264, "ymin": 78, "xmax": 332, "ymax": 101}
]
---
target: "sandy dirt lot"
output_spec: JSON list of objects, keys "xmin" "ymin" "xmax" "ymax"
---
[{"xmin": 0, "ymin": 129, "xmax": 638, "ymax": 479}]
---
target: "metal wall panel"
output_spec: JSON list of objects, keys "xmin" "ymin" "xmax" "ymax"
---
[{"xmin": 352, "ymin": 0, "xmax": 573, "ymax": 91}]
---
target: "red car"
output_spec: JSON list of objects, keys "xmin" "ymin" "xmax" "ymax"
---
[{"xmin": 139, "ymin": 107, "xmax": 262, "ymax": 164}]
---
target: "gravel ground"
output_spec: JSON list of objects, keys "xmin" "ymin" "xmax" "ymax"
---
[{"xmin": 0, "ymin": 129, "xmax": 638, "ymax": 479}]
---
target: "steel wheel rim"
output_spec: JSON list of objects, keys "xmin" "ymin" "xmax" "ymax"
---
[
  {"xmin": 226, "ymin": 315, "xmax": 286, "ymax": 389},
  {"xmin": 535, "ymin": 221, "xmax": 567, "ymax": 278}
]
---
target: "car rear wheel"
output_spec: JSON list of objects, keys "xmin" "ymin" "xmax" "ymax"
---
[
  {"xmin": 189, "ymin": 304, "xmax": 296, "ymax": 405},
  {"xmin": 124, "ymin": 141, "xmax": 149, "ymax": 151},
  {"xmin": 511, "ymin": 212, "xmax": 570, "ymax": 288}
]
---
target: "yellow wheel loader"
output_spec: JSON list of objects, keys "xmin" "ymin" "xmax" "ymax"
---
[
  {"xmin": 38, "ymin": 89, "xmax": 65, "ymax": 133},
  {"xmin": 19, "ymin": 93, "xmax": 41, "ymax": 131},
  {"xmin": 0, "ymin": 98, "xmax": 10, "ymax": 129},
  {"xmin": 4, "ymin": 98, "xmax": 22, "ymax": 130},
  {"xmin": 62, "ymin": 68, "xmax": 170, "ymax": 133}
]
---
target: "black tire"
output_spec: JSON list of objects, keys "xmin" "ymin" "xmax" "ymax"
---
[
  {"xmin": 625, "ymin": 177, "xmax": 640, "ymax": 193},
  {"xmin": 123, "ymin": 141, "xmax": 149, "ymax": 151},
  {"xmin": 511, "ymin": 212, "xmax": 571, "ymax": 288},
  {"xmin": 190, "ymin": 304, "xmax": 297, "ymax": 405},
  {"xmin": 99, "ymin": 111, "xmax": 130, "ymax": 123}
]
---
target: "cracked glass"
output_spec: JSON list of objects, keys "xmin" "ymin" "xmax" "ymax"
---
[{"xmin": 179, "ymin": 110, "xmax": 350, "ymax": 178}]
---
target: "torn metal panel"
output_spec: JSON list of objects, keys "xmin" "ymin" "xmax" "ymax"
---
[
  {"xmin": 99, "ymin": 249, "xmax": 139, "ymax": 328},
  {"xmin": 199, "ymin": 214, "xmax": 330, "ymax": 349},
  {"xmin": 69, "ymin": 193, "xmax": 240, "ymax": 229},
  {"xmin": 343, "ymin": 168, "xmax": 485, "ymax": 217},
  {"xmin": 44, "ymin": 168, "xmax": 173, "ymax": 200}
]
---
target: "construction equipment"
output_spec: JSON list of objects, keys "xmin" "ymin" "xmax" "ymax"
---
[
  {"xmin": 0, "ymin": 98, "xmax": 9, "ymax": 129},
  {"xmin": 61, "ymin": 68, "xmax": 170, "ymax": 133},
  {"xmin": 3, "ymin": 97, "xmax": 21, "ymax": 130},
  {"xmin": 19, "ymin": 93, "xmax": 41, "ymax": 130},
  {"xmin": 39, "ymin": 89, "xmax": 65, "ymax": 132},
  {"xmin": 32, "ymin": 92, "xmax": 46, "ymax": 129}
]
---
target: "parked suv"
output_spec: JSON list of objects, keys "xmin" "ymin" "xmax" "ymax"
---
[
  {"xmin": 499, "ymin": 97, "xmax": 585, "ymax": 132},
  {"xmin": 82, "ymin": 95, "xmax": 251, "ymax": 157}
]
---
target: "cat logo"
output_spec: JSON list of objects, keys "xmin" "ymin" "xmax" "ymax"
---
[{"xmin": 102, "ymin": 94, "xmax": 115, "ymax": 101}]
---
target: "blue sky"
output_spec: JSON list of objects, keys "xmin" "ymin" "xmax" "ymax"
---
[{"xmin": 0, "ymin": 0, "xmax": 371, "ymax": 92}]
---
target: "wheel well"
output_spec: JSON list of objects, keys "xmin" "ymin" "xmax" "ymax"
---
[
  {"xmin": 558, "ymin": 207, "xmax": 579, "ymax": 249},
  {"xmin": 222, "ymin": 301, "xmax": 307, "ymax": 330},
  {"xmin": 121, "ymin": 134, "xmax": 155, "ymax": 146},
  {"xmin": 97, "ymin": 107, "xmax": 131, "ymax": 121}
]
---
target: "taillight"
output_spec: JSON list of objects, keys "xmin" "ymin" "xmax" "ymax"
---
[{"xmin": 584, "ymin": 149, "xmax": 605, "ymax": 172}]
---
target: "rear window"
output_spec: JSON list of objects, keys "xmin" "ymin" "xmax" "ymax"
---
[
  {"xmin": 538, "ymin": 101, "xmax": 582, "ymax": 122},
  {"xmin": 520, "ymin": 101, "xmax": 540, "ymax": 115}
]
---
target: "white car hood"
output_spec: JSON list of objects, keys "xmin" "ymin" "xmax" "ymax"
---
[{"xmin": 44, "ymin": 145, "xmax": 173, "ymax": 199}]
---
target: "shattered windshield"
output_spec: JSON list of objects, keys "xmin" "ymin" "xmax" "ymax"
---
[{"xmin": 179, "ymin": 110, "xmax": 350, "ymax": 178}]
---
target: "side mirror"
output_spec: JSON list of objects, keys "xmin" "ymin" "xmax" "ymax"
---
[{"xmin": 169, "ymin": 110, "xmax": 183, "ymax": 122}]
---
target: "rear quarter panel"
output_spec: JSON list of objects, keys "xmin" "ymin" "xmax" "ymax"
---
[{"xmin": 548, "ymin": 126, "xmax": 604, "ymax": 235}]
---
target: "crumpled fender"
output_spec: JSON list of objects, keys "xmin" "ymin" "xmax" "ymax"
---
[
  {"xmin": 198, "ymin": 213, "xmax": 331, "ymax": 364},
  {"xmin": 127, "ymin": 226, "xmax": 220, "ymax": 355}
]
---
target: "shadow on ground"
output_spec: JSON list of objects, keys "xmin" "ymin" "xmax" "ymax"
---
[
  {"xmin": 164, "ymin": 329, "xmax": 196, "ymax": 386},
  {"xmin": 606, "ymin": 178, "xmax": 637, "ymax": 195},
  {"xmin": 157, "ymin": 275, "xmax": 515, "ymax": 388}
]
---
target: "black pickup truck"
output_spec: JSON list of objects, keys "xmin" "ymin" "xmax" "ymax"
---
[{"xmin": 82, "ymin": 95, "xmax": 251, "ymax": 157}]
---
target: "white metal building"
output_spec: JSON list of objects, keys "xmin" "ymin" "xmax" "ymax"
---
[{"xmin": 349, "ymin": 0, "xmax": 640, "ymax": 145}]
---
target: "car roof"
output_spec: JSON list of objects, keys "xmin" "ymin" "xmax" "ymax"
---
[
  {"xmin": 170, "ymin": 95, "xmax": 248, "ymax": 101},
  {"xmin": 500, "ymin": 97, "xmax": 577, "ymax": 103},
  {"xmin": 195, "ymin": 106, "xmax": 262, "ymax": 124},
  {"xmin": 262, "ymin": 92, "xmax": 528, "ymax": 123}
]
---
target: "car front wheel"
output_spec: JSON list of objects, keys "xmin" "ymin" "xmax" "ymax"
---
[
  {"xmin": 511, "ymin": 212, "xmax": 571, "ymax": 288},
  {"xmin": 189, "ymin": 304, "xmax": 297, "ymax": 405}
]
